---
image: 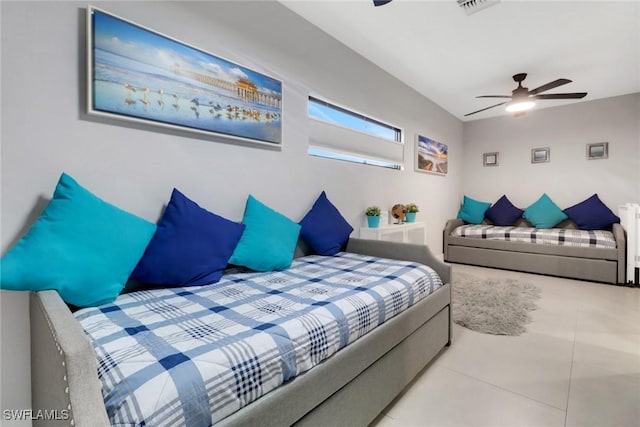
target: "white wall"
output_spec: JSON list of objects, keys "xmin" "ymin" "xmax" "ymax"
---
[
  {"xmin": 462, "ymin": 93, "xmax": 640, "ymax": 211},
  {"xmin": 0, "ymin": 1, "xmax": 463, "ymax": 419}
]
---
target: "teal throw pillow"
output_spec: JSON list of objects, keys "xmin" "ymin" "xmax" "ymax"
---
[
  {"xmin": 0, "ymin": 173, "xmax": 156, "ymax": 307},
  {"xmin": 523, "ymin": 193, "xmax": 568, "ymax": 228},
  {"xmin": 229, "ymin": 195, "xmax": 301, "ymax": 271},
  {"xmin": 457, "ymin": 196, "xmax": 491, "ymax": 224}
]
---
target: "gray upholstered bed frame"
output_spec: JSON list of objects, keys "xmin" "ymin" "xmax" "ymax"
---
[
  {"xmin": 444, "ymin": 218, "xmax": 626, "ymax": 284},
  {"xmin": 30, "ymin": 238, "xmax": 452, "ymax": 427}
]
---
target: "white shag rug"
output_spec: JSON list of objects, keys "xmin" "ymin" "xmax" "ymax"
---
[{"xmin": 452, "ymin": 273, "xmax": 541, "ymax": 336}]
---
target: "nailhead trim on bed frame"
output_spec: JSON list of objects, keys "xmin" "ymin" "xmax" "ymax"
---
[{"xmin": 43, "ymin": 300, "xmax": 76, "ymax": 427}]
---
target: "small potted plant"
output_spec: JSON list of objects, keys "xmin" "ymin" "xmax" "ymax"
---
[
  {"xmin": 405, "ymin": 203, "xmax": 419, "ymax": 223},
  {"xmin": 365, "ymin": 206, "xmax": 381, "ymax": 228}
]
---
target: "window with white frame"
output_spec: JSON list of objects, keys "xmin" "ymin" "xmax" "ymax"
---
[{"xmin": 307, "ymin": 96, "xmax": 404, "ymax": 170}]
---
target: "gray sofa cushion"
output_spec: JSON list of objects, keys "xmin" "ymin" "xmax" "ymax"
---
[
  {"xmin": 446, "ymin": 217, "xmax": 618, "ymax": 260},
  {"xmin": 446, "ymin": 234, "xmax": 618, "ymax": 261}
]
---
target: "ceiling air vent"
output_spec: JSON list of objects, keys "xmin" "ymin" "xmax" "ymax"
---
[{"xmin": 457, "ymin": 0, "xmax": 500, "ymax": 15}]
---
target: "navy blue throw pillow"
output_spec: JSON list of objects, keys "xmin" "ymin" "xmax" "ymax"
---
[
  {"xmin": 563, "ymin": 194, "xmax": 620, "ymax": 230},
  {"xmin": 130, "ymin": 189, "xmax": 245, "ymax": 286},
  {"xmin": 485, "ymin": 195, "xmax": 524, "ymax": 226},
  {"xmin": 299, "ymin": 191, "xmax": 353, "ymax": 256}
]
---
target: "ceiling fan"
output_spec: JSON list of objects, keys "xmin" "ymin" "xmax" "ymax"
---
[
  {"xmin": 465, "ymin": 73, "xmax": 587, "ymax": 117},
  {"xmin": 373, "ymin": 0, "xmax": 393, "ymax": 6}
]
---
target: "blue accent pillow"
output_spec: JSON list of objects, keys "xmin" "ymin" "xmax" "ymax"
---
[
  {"xmin": 485, "ymin": 195, "xmax": 524, "ymax": 226},
  {"xmin": 299, "ymin": 191, "xmax": 353, "ymax": 256},
  {"xmin": 563, "ymin": 194, "xmax": 620, "ymax": 230},
  {"xmin": 229, "ymin": 195, "xmax": 301, "ymax": 271},
  {"xmin": 523, "ymin": 193, "xmax": 568, "ymax": 228},
  {"xmin": 0, "ymin": 173, "xmax": 156, "ymax": 307},
  {"xmin": 130, "ymin": 189, "xmax": 245, "ymax": 287},
  {"xmin": 457, "ymin": 196, "xmax": 491, "ymax": 224}
]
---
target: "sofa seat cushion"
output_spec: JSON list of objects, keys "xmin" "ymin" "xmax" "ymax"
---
[
  {"xmin": 453, "ymin": 224, "xmax": 616, "ymax": 249},
  {"xmin": 448, "ymin": 224, "xmax": 618, "ymax": 261}
]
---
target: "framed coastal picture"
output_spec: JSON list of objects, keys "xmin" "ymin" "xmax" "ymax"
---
[
  {"xmin": 415, "ymin": 134, "xmax": 448, "ymax": 175},
  {"xmin": 87, "ymin": 7, "xmax": 282, "ymax": 146}
]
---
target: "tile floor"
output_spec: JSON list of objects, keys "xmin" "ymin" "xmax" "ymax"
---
[{"xmin": 371, "ymin": 264, "xmax": 640, "ymax": 427}]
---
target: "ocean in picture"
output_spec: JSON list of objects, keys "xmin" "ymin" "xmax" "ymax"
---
[
  {"xmin": 91, "ymin": 9, "xmax": 282, "ymax": 144},
  {"xmin": 417, "ymin": 135, "xmax": 448, "ymax": 174}
]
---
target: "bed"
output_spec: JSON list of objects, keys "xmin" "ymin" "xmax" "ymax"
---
[
  {"xmin": 30, "ymin": 238, "xmax": 452, "ymax": 427},
  {"xmin": 444, "ymin": 218, "xmax": 626, "ymax": 284}
]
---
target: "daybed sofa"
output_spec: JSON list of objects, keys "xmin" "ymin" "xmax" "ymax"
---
[
  {"xmin": 6, "ymin": 174, "xmax": 451, "ymax": 426},
  {"xmin": 444, "ymin": 218, "xmax": 625, "ymax": 284},
  {"xmin": 30, "ymin": 238, "xmax": 452, "ymax": 427}
]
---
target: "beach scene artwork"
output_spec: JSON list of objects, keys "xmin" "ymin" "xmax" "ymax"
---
[
  {"xmin": 416, "ymin": 134, "xmax": 448, "ymax": 175},
  {"xmin": 89, "ymin": 8, "xmax": 282, "ymax": 145}
]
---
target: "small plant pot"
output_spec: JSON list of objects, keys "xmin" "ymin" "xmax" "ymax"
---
[
  {"xmin": 405, "ymin": 212, "xmax": 417, "ymax": 223},
  {"xmin": 367, "ymin": 215, "xmax": 381, "ymax": 228}
]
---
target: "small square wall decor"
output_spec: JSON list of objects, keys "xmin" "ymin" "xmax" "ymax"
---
[
  {"xmin": 531, "ymin": 147, "xmax": 550, "ymax": 163},
  {"xmin": 483, "ymin": 152, "xmax": 499, "ymax": 166},
  {"xmin": 587, "ymin": 142, "xmax": 608, "ymax": 160}
]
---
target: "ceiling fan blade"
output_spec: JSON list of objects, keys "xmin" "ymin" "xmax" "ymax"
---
[
  {"xmin": 476, "ymin": 95, "xmax": 512, "ymax": 99},
  {"xmin": 464, "ymin": 101, "xmax": 508, "ymax": 117},
  {"xmin": 529, "ymin": 78, "xmax": 571, "ymax": 95},
  {"xmin": 373, "ymin": 0, "xmax": 392, "ymax": 6},
  {"xmin": 535, "ymin": 92, "xmax": 587, "ymax": 100}
]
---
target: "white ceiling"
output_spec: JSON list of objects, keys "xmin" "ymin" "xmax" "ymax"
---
[{"xmin": 281, "ymin": 0, "xmax": 640, "ymax": 121}]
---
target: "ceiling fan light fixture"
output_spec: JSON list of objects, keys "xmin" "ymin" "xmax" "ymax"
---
[
  {"xmin": 505, "ymin": 100, "xmax": 535, "ymax": 113},
  {"xmin": 457, "ymin": 0, "xmax": 500, "ymax": 15},
  {"xmin": 465, "ymin": 74, "xmax": 586, "ymax": 117}
]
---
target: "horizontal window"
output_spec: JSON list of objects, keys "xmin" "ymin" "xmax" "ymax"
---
[
  {"xmin": 307, "ymin": 95, "xmax": 404, "ymax": 170},
  {"xmin": 309, "ymin": 148, "xmax": 403, "ymax": 170},
  {"xmin": 308, "ymin": 96, "xmax": 401, "ymax": 142}
]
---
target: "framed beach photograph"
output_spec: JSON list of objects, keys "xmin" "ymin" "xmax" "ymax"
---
[
  {"xmin": 415, "ymin": 134, "xmax": 448, "ymax": 175},
  {"xmin": 531, "ymin": 147, "xmax": 550, "ymax": 163},
  {"xmin": 483, "ymin": 152, "xmax": 499, "ymax": 166},
  {"xmin": 87, "ymin": 7, "xmax": 282, "ymax": 146},
  {"xmin": 587, "ymin": 142, "xmax": 608, "ymax": 160}
]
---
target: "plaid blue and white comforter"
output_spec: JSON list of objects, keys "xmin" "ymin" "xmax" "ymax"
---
[
  {"xmin": 452, "ymin": 224, "xmax": 617, "ymax": 249},
  {"xmin": 75, "ymin": 252, "xmax": 443, "ymax": 426}
]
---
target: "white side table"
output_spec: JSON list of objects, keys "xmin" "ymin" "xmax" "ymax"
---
[{"xmin": 359, "ymin": 222, "xmax": 426, "ymax": 245}]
